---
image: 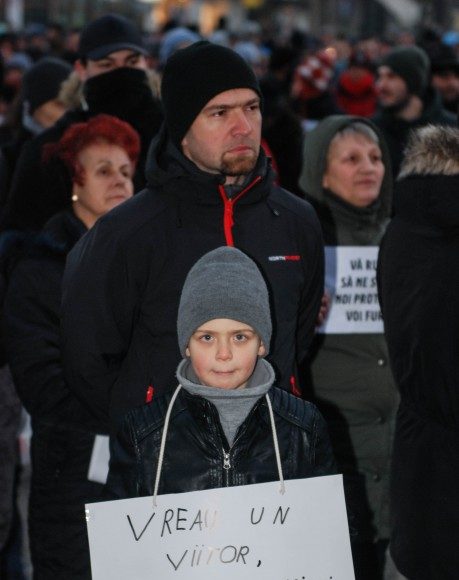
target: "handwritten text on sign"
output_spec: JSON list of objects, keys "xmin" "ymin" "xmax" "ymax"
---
[
  {"xmin": 86, "ymin": 475, "xmax": 354, "ymax": 580},
  {"xmin": 318, "ymin": 246, "xmax": 383, "ymax": 334}
]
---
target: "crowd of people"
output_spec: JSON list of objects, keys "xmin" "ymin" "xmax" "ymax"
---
[{"xmin": 0, "ymin": 10, "xmax": 458, "ymax": 580}]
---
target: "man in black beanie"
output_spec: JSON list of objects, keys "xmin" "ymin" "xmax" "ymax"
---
[
  {"xmin": 373, "ymin": 45, "xmax": 455, "ymax": 177},
  {"xmin": 61, "ymin": 41, "xmax": 324, "ymax": 444}
]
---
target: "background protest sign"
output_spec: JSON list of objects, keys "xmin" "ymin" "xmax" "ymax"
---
[
  {"xmin": 318, "ymin": 246, "xmax": 384, "ymax": 334},
  {"xmin": 86, "ymin": 475, "xmax": 354, "ymax": 579}
]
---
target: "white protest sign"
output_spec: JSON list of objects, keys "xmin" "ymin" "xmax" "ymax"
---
[
  {"xmin": 318, "ymin": 246, "xmax": 383, "ymax": 334},
  {"xmin": 86, "ymin": 475, "xmax": 354, "ymax": 579}
]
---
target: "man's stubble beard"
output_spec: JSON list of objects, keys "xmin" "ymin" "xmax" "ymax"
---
[
  {"xmin": 220, "ymin": 150, "xmax": 258, "ymax": 177},
  {"xmin": 380, "ymin": 93, "xmax": 411, "ymax": 115}
]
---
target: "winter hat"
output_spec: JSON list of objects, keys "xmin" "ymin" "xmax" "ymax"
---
[
  {"xmin": 161, "ymin": 40, "xmax": 262, "ymax": 147},
  {"xmin": 292, "ymin": 50, "xmax": 335, "ymax": 100},
  {"xmin": 159, "ymin": 27, "xmax": 201, "ymax": 66},
  {"xmin": 177, "ymin": 247, "xmax": 271, "ymax": 356},
  {"xmin": 380, "ymin": 46, "xmax": 430, "ymax": 96},
  {"xmin": 429, "ymin": 43, "xmax": 459, "ymax": 75},
  {"xmin": 78, "ymin": 14, "xmax": 148, "ymax": 60},
  {"xmin": 23, "ymin": 57, "xmax": 71, "ymax": 114}
]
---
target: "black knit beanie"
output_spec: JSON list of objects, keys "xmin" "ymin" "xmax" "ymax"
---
[
  {"xmin": 177, "ymin": 247, "xmax": 271, "ymax": 357},
  {"xmin": 380, "ymin": 46, "xmax": 430, "ymax": 96},
  {"xmin": 161, "ymin": 41, "xmax": 262, "ymax": 147},
  {"xmin": 23, "ymin": 57, "xmax": 71, "ymax": 114}
]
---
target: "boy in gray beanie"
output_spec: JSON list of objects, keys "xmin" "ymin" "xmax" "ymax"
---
[{"xmin": 105, "ymin": 247, "xmax": 335, "ymax": 500}]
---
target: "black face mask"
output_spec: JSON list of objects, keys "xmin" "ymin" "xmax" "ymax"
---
[{"xmin": 83, "ymin": 67, "xmax": 163, "ymax": 144}]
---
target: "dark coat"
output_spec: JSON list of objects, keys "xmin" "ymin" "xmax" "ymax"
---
[
  {"xmin": 372, "ymin": 88, "xmax": 456, "ymax": 178},
  {"xmin": 3, "ymin": 210, "xmax": 104, "ymax": 579},
  {"xmin": 3, "ymin": 210, "xmax": 97, "ymax": 426},
  {"xmin": 377, "ymin": 127, "xmax": 459, "ymax": 578},
  {"xmin": 106, "ymin": 386, "xmax": 336, "ymax": 500},
  {"xmin": 61, "ymin": 127, "xmax": 324, "ymax": 432},
  {"xmin": 299, "ymin": 116, "xmax": 399, "ymax": 544}
]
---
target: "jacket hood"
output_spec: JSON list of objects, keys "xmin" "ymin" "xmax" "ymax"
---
[
  {"xmin": 398, "ymin": 125, "xmax": 459, "ymax": 180},
  {"xmin": 394, "ymin": 174, "xmax": 459, "ymax": 230},
  {"xmin": 394, "ymin": 125, "xmax": 459, "ymax": 230},
  {"xmin": 58, "ymin": 69, "xmax": 161, "ymax": 110},
  {"xmin": 145, "ymin": 122, "xmax": 271, "ymax": 199},
  {"xmin": 299, "ymin": 115, "xmax": 392, "ymax": 223}
]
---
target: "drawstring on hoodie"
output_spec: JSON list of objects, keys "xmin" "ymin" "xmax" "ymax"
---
[
  {"xmin": 265, "ymin": 393, "xmax": 286, "ymax": 495},
  {"xmin": 152, "ymin": 385, "xmax": 285, "ymax": 507},
  {"xmin": 218, "ymin": 176, "xmax": 262, "ymax": 247},
  {"xmin": 152, "ymin": 384, "xmax": 182, "ymax": 507}
]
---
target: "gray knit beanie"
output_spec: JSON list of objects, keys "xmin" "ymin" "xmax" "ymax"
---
[
  {"xmin": 177, "ymin": 247, "xmax": 271, "ymax": 356},
  {"xmin": 380, "ymin": 46, "xmax": 430, "ymax": 96}
]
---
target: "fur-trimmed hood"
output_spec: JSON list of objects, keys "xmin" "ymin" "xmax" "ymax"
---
[
  {"xmin": 398, "ymin": 125, "xmax": 459, "ymax": 179},
  {"xmin": 393, "ymin": 127, "xmax": 459, "ymax": 229},
  {"xmin": 58, "ymin": 69, "xmax": 161, "ymax": 110}
]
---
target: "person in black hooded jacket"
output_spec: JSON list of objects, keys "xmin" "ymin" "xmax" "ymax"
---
[
  {"xmin": 377, "ymin": 125, "xmax": 459, "ymax": 579},
  {"xmin": 3, "ymin": 114, "xmax": 140, "ymax": 580},
  {"xmin": 61, "ymin": 41, "xmax": 324, "ymax": 434},
  {"xmin": 0, "ymin": 14, "xmax": 162, "ymax": 233}
]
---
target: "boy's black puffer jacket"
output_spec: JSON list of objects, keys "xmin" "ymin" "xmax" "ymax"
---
[{"xmin": 106, "ymin": 386, "xmax": 336, "ymax": 499}]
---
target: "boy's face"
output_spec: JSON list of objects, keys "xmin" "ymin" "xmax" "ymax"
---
[{"xmin": 186, "ymin": 318, "xmax": 266, "ymax": 390}]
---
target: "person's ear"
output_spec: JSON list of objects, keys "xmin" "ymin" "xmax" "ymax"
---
[
  {"xmin": 258, "ymin": 342, "xmax": 266, "ymax": 357},
  {"xmin": 185, "ymin": 347, "xmax": 190, "ymax": 357},
  {"xmin": 322, "ymin": 173, "xmax": 329, "ymax": 189}
]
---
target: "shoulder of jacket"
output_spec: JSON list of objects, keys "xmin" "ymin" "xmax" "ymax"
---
[
  {"xmin": 96, "ymin": 188, "xmax": 168, "ymax": 242},
  {"xmin": 268, "ymin": 387, "xmax": 319, "ymax": 433},
  {"xmin": 126, "ymin": 390, "xmax": 187, "ymax": 443},
  {"xmin": 268, "ymin": 186, "xmax": 313, "ymax": 215},
  {"xmin": 268, "ymin": 187, "xmax": 322, "ymax": 233}
]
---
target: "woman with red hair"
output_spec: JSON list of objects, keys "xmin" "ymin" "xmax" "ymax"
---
[
  {"xmin": 3, "ymin": 114, "xmax": 140, "ymax": 579},
  {"xmin": 44, "ymin": 113, "xmax": 140, "ymax": 228}
]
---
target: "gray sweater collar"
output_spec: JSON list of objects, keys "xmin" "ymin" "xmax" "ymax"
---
[{"xmin": 176, "ymin": 357, "xmax": 275, "ymax": 446}]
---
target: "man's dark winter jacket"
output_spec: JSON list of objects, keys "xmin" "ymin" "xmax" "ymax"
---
[
  {"xmin": 3, "ymin": 210, "xmax": 104, "ymax": 579},
  {"xmin": 372, "ymin": 88, "xmax": 456, "ymax": 178},
  {"xmin": 377, "ymin": 126, "xmax": 459, "ymax": 579},
  {"xmin": 106, "ymin": 386, "xmax": 335, "ymax": 499},
  {"xmin": 61, "ymin": 127, "xmax": 324, "ymax": 432}
]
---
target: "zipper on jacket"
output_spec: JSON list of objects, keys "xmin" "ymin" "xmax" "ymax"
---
[
  {"xmin": 223, "ymin": 449, "xmax": 231, "ymax": 467},
  {"xmin": 218, "ymin": 176, "xmax": 262, "ymax": 247},
  {"xmin": 211, "ymin": 397, "xmax": 263, "ymax": 487},
  {"xmin": 222, "ymin": 448, "xmax": 232, "ymax": 486}
]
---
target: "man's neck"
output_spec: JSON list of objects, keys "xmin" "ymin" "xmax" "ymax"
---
[
  {"xmin": 224, "ymin": 174, "xmax": 250, "ymax": 187},
  {"xmin": 395, "ymin": 95, "xmax": 423, "ymax": 121}
]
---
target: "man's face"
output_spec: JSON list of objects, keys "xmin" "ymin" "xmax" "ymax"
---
[
  {"xmin": 376, "ymin": 65, "xmax": 410, "ymax": 108},
  {"xmin": 75, "ymin": 48, "xmax": 147, "ymax": 81},
  {"xmin": 181, "ymin": 88, "xmax": 262, "ymax": 186},
  {"xmin": 432, "ymin": 70, "xmax": 459, "ymax": 104}
]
